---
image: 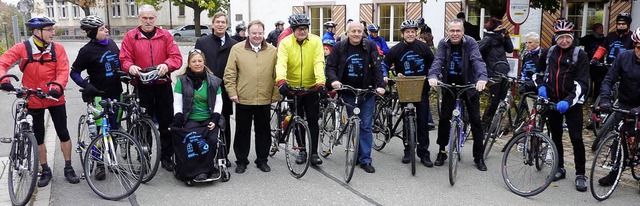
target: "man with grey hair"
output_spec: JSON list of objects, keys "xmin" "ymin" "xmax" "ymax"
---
[
  {"xmin": 520, "ymin": 32, "xmax": 541, "ymax": 93},
  {"xmin": 428, "ymin": 18, "xmax": 489, "ymax": 171},
  {"xmin": 326, "ymin": 21, "xmax": 386, "ymax": 173},
  {"xmin": 224, "ymin": 20, "xmax": 278, "ymax": 174},
  {"xmin": 120, "ymin": 4, "xmax": 182, "ymax": 172}
]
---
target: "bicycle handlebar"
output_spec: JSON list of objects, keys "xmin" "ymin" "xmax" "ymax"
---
[
  {"xmin": 1, "ymin": 74, "xmax": 61, "ymax": 101},
  {"xmin": 335, "ymin": 85, "xmax": 377, "ymax": 96}
]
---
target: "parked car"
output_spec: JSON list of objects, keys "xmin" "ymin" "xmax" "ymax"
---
[{"xmin": 169, "ymin": 25, "xmax": 211, "ymax": 37}]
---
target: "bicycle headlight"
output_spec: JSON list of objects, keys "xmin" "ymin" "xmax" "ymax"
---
[
  {"xmin": 353, "ymin": 108, "xmax": 360, "ymax": 115},
  {"xmin": 453, "ymin": 109, "xmax": 460, "ymax": 116}
]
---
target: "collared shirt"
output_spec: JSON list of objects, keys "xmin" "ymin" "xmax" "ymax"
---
[
  {"xmin": 221, "ymin": 37, "xmax": 226, "ymax": 46},
  {"xmin": 250, "ymin": 42, "xmax": 261, "ymax": 53}
]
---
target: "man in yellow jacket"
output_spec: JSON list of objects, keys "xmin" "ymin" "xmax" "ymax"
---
[
  {"xmin": 276, "ymin": 13, "xmax": 326, "ymax": 165},
  {"xmin": 224, "ymin": 20, "xmax": 278, "ymax": 174}
]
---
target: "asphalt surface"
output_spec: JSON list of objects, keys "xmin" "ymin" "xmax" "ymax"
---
[{"xmin": 0, "ymin": 41, "xmax": 639, "ymax": 205}]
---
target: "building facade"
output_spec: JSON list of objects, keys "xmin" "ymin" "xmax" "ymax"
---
[{"xmin": 32, "ymin": 0, "xmax": 210, "ymax": 36}]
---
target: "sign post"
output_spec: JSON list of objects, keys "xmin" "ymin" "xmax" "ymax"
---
[{"xmin": 17, "ymin": 0, "xmax": 34, "ymax": 41}]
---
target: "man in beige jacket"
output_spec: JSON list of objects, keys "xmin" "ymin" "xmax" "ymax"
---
[{"xmin": 224, "ymin": 20, "xmax": 278, "ymax": 174}]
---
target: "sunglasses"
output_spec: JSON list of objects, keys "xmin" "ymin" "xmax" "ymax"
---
[{"xmin": 189, "ymin": 49, "xmax": 203, "ymax": 55}]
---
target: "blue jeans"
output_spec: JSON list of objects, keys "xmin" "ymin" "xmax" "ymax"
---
[{"xmin": 342, "ymin": 94, "xmax": 375, "ymax": 164}]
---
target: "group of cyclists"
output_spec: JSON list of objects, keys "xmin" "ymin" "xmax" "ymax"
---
[{"xmin": 1, "ymin": 2, "xmax": 640, "ymax": 197}]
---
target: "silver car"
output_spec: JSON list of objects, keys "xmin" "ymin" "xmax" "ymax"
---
[{"xmin": 169, "ymin": 25, "xmax": 211, "ymax": 37}]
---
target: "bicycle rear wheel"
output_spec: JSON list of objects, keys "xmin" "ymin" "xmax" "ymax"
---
[
  {"xmin": 84, "ymin": 130, "xmax": 144, "ymax": 200},
  {"xmin": 373, "ymin": 107, "xmax": 391, "ymax": 151},
  {"xmin": 8, "ymin": 131, "xmax": 38, "ymax": 206},
  {"xmin": 590, "ymin": 133, "xmax": 624, "ymax": 201},
  {"xmin": 284, "ymin": 118, "xmax": 311, "ymax": 178},
  {"xmin": 269, "ymin": 105, "xmax": 281, "ymax": 157},
  {"xmin": 484, "ymin": 106, "xmax": 505, "ymax": 159},
  {"xmin": 77, "ymin": 115, "xmax": 92, "ymax": 169},
  {"xmin": 345, "ymin": 119, "xmax": 360, "ymax": 183},
  {"xmin": 128, "ymin": 117, "xmax": 160, "ymax": 183},
  {"xmin": 448, "ymin": 120, "xmax": 459, "ymax": 186},
  {"xmin": 319, "ymin": 104, "xmax": 336, "ymax": 157},
  {"xmin": 502, "ymin": 132, "xmax": 557, "ymax": 197}
]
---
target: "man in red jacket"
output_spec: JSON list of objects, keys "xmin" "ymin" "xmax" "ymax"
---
[
  {"xmin": 0, "ymin": 17, "xmax": 79, "ymax": 187},
  {"xmin": 119, "ymin": 4, "xmax": 183, "ymax": 171}
]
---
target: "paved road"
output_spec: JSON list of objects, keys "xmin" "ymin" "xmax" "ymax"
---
[{"xmin": 0, "ymin": 41, "xmax": 639, "ymax": 205}]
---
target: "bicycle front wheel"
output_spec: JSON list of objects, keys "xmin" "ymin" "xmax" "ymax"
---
[
  {"xmin": 502, "ymin": 132, "xmax": 557, "ymax": 197},
  {"xmin": 406, "ymin": 113, "xmax": 417, "ymax": 176},
  {"xmin": 77, "ymin": 114, "xmax": 92, "ymax": 169},
  {"xmin": 269, "ymin": 105, "xmax": 281, "ymax": 157},
  {"xmin": 373, "ymin": 107, "xmax": 391, "ymax": 151},
  {"xmin": 8, "ymin": 131, "xmax": 38, "ymax": 206},
  {"xmin": 319, "ymin": 104, "xmax": 336, "ymax": 157},
  {"xmin": 284, "ymin": 118, "xmax": 311, "ymax": 178},
  {"xmin": 484, "ymin": 106, "xmax": 505, "ymax": 159},
  {"xmin": 345, "ymin": 119, "xmax": 360, "ymax": 183},
  {"xmin": 590, "ymin": 133, "xmax": 624, "ymax": 201},
  {"xmin": 84, "ymin": 130, "xmax": 144, "ymax": 200},
  {"xmin": 128, "ymin": 117, "xmax": 160, "ymax": 183},
  {"xmin": 448, "ymin": 120, "xmax": 459, "ymax": 186}
]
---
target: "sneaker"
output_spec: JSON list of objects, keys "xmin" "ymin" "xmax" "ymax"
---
[
  {"xmin": 474, "ymin": 158, "xmax": 487, "ymax": 171},
  {"xmin": 360, "ymin": 163, "xmax": 376, "ymax": 173},
  {"xmin": 195, "ymin": 173, "xmax": 208, "ymax": 181},
  {"xmin": 575, "ymin": 175, "xmax": 588, "ymax": 192},
  {"xmin": 421, "ymin": 155, "xmax": 433, "ymax": 167},
  {"xmin": 434, "ymin": 152, "xmax": 447, "ymax": 166},
  {"xmin": 401, "ymin": 154, "xmax": 411, "ymax": 164},
  {"xmin": 295, "ymin": 151, "xmax": 307, "ymax": 165},
  {"xmin": 64, "ymin": 167, "xmax": 80, "ymax": 184},
  {"xmin": 37, "ymin": 169, "xmax": 52, "ymax": 187},
  {"xmin": 552, "ymin": 168, "xmax": 566, "ymax": 181},
  {"xmin": 95, "ymin": 164, "xmax": 106, "ymax": 181},
  {"xmin": 161, "ymin": 158, "xmax": 174, "ymax": 172},
  {"xmin": 598, "ymin": 171, "xmax": 618, "ymax": 186},
  {"xmin": 310, "ymin": 154, "xmax": 323, "ymax": 165}
]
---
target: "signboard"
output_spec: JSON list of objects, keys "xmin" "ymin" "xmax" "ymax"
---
[
  {"xmin": 506, "ymin": 57, "xmax": 520, "ymax": 78},
  {"xmin": 510, "ymin": 35, "xmax": 521, "ymax": 51},
  {"xmin": 507, "ymin": 0, "xmax": 530, "ymax": 25}
]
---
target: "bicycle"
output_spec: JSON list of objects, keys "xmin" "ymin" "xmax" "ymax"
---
[
  {"xmin": 435, "ymin": 82, "xmax": 477, "ymax": 186},
  {"xmin": 483, "ymin": 73, "xmax": 535, "ymax": 160},
  {"xmin": 267, "ymin": 88, "xmax": 313, "ymax": 178},
  {"xmin": 319, "ymin": 85, "xmax": 377, "ymax": 182},
  {"xmin": 82, "ymin": 98, "xmax": 145, "ymax": 200},
  {"xmin": 116, "ymin": 70, "xmax": 161, "ymax": 183},
  {"xmin": 589, "ymin": 81, "xmax": 619, "ymax": 152},
  {"xmin": 1, "ymin": 74, "xmax": 60, "ymax": 206},
  {"xmin": 501, "ymin": 96, "xmax": 559, "ymax": 197},
  {"xmin": 269, "ymin": 96, "xmax": 291, "ymax": 157},
  {"xmin": 589, "ymin": 106, "xmax": 640, "ymax": 201}
]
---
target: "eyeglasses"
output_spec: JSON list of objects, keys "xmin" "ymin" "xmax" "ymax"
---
[
  {"xmin": 189, "ymin": 49, "xmax": 203, "ymax": 55},
  {"xmin": 41, "ymin": 28, "xmax": 55, "ymax": 33}
]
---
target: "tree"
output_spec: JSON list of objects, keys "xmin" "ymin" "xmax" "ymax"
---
[
  {"xmin": 135, "ymin": 0, "xmax": 229, "ymax": 37},
  {"xmin": 66, "ymin": 0, "xmax": 96, "ymax": 16}
]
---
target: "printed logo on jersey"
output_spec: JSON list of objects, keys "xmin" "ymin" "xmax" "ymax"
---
[
  {"xmin": 99, "ymin": 50, "xmax": 120, "ymax": 77},
  {"xmin": 400, "ymin": 50, "xmax": 425, "ymax": 75},
  {"xmin": 183, "ymin": 131, "xmax": 210, "ymax": 158},
  {"xmin": 522, "ymin": 59, "xmax": 537, "ymax": 81},
  {"xmin": 607, "ymin": 40, "xmax": 627, "ymax": 62},
  {"xmin": 347, "ymin": 54, "xmax": 364, "ymax": 77},
  {"xmin": 449, "ymin": 51, "xmax": 463, "ymax": 75}
]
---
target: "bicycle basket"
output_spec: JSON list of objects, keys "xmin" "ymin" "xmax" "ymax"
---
[{"xmin": 395, "ymin": 76, "xmax": 425, "ymax": 103}]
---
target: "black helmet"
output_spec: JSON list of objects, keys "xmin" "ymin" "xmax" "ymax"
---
[
  {"xmin": 236, "ymin": 23, "xmax": 246, "ymax": 32},
  {"xmin": 26, "ymin": 17, "xmax": 56, "ymax": 30},
  {"xmin": 275, "ymin": 20, "xmax": 285, "ymax": 26},
  {"xmin": 80, "ymin": 16, "xmax": 105, "ymax": 31},
  {"xmin": 288, "ymin": 13, "xmax": 310, "ymax": 28},
  {"xmin": 616, "ymin": 13, "xmax": 632, "ymax": 25},
  {"xmin": 400, "ymin": 20, "xmax": 419, "ymax": 31}
]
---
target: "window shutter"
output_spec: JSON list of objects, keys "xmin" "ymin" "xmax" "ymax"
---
[
  {"xmin": 406, "ymin": 2, "xmax": 422, "ymax": 20},
  {"xmin": 360, "ymin": 3, "xmax": 373, "ymax": 26},
  {"xmin": 540, "ymin": 10, "xmax": 561, "ymax": 49},
  {"xmin": 292, "ymin": 6, "xmax": 305, "ymax": 14},
  {"xmin": 332, "ymin": 5, "xmax": 346, "ymax": 37}
]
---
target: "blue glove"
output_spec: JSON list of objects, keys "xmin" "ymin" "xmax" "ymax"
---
[
  {"xmin": 557, "ymin": 101, "xmax": 569, "ymax": 114},
  {"xmin": 538, "ymin": 86, "xmax": 547, "ymax": 98}
]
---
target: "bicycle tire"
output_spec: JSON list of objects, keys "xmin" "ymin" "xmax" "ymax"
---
[
  {"xmin": 284, "ymin": 118, "xmax": 311, "ymax": 178},
  {"xmin": 77, "ymin": 114, "xmax": 91, "ymax": 169},
  {"xmin": 129, "ymin": 117, "xmax": 160, "ymax": 183},
  {"xmin": 590, "ymin": 133, "xmax": 624, "ymax": 201},
  {"xmin": 319, "ymin": 105, "xmax": 336, "ymax": 157},
  {"xmin": 501, "ymin": 132, "xmax": 557, "ymax": 197},
  {"xmin": 8, "ymin": 131, "xmax": 38, "ymax": 206},
  {"xmin": 373, "ymin": 107, "xmax": 391, "ymax": 151},
  {"xmin": 84, "ymin": 130, "xmax": 144, "ymax": 200},
  {"xmin": 269, "ymin": 105, "xmax": 281, "ymax": 157},
  {"xmin": 345, "ymin": 119, "xmax": 360, "ymax": 183},
  {"xmin": 484, "ymin": 105, "xmax": 505, "ymax": 159},
  {"xmin": 448, "ymin": 120, "xmax": 459, "ymax": 186},
  {"xmin": 409, "ymin": 116, "xmax": 417, "ymax": 176},
  {"xmin": 591, "ymin": 113, "xmax": 616, "ymax": 152},
  {"xmin": 630, "ymin": 139, "xmax": 640, "ymax": 180}
]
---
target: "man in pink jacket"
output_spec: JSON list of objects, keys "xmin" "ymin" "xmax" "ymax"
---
[{"xmin": 119, "ymin": 4, "xmax": 182, "ymax": 171}]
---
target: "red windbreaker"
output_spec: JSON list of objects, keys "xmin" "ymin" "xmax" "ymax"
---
[{"xmin": 119, "ymin": 26, "xmax": 182, "ymax": 84}]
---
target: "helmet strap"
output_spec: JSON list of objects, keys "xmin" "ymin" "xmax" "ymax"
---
[{"xmin": 33, "ymin": 30, "xmax": 50, "ymax": 51}]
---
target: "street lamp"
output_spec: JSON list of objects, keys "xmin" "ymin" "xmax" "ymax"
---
[{"xmin": 17, "ymin": 0, "xmax": 34, "ymax": 41}]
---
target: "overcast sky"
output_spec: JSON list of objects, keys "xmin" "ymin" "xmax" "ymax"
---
[{"xmin": 1, "ymin": 0, "xmax": 20, "ymax": 6}]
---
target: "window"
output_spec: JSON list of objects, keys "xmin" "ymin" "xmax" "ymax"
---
[
  {"xmin": 567, "ymin": 2, "xmax": 605, "ymax": 38},
  {"xmin": 58, "ymin": 2, "xmax": 67, "ymax": 19},
  {"xmin": 72, "ymin": 4, "xmax": 81, "ymax": 18},
  {"xmin": 112, "ymin": 0, "xmax": 121, "ymax": 18},
  {"xmin": 309, "ymin": 6, "xmax": 332, "ymax": 37},
  {"xmin": 126, "ymin": 0, "xmax": 137, "ymax": 17},
  {"xmin": 378, "ymin": 4, "xmax": 405, "ymax": 42},
  {"xmin": 45, "ymin": 2, "xmax": 54, "ymax": 17},
  {"xmin": 179, "ymin": 5, "xmax": 185, "ymax": 16}
]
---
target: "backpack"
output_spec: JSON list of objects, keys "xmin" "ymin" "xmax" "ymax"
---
[
  {"xmin": 545, "ymin": 45, "xmax": 579, "ymax": 70},
  {"xmin": 20, "ymin": 40, "xmax": 57, "ymax": 72}
]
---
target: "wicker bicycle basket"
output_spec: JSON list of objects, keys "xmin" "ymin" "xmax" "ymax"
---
[{"xmin": 395, "ymin": 76, "xmax": 426, "ymax": 103}]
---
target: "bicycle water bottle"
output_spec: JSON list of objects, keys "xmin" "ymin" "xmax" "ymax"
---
[
  {"xmin": 88, "ymin": 118, "xmax": 98, "ymax": 137},
  {"xmin": 282, "ymin": 115, "xmax": 291, "ymax": 130}
]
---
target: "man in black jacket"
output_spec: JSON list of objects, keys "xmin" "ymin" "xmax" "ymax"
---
[
  {"xmin": 382, "ymin": 20, "xmax": 435, "ymax": 167},
  {"xmin": 457, "ymin": 12, "xmax": 480, "ymax": 41},
  {"xmin": 478, "ymin": 17, "xmax": 514, "ymax": 127},
  {"xmin": 536, "ymin": 19, "xmax": 590, "ymax": 192},
  {"xmin": 266, "ymin": 20, "xmax": 284, "ymax": 47},
  {"xmin": 326, "ymin": 22, "xmax": 386, "ymax": 173},
  {"xmin": 195, "ymin": 12, "xmax": 238, "ymax": 163}
]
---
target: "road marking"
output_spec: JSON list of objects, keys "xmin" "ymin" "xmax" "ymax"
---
[{"xmin": 313, "ymin": 166, "xmax": 382, "ymax": 206}]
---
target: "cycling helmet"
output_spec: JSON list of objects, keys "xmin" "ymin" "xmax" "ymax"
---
[
  {"xmin": 554, "ymin": 20, "xmax": 574, "ymax": 33},
  {"xmin": 631, "ymin": 27, "xmax": 640, "ymax": 43},
  {"xmin": 323, "ymin": 21, "xmax": 337, "ymax": 28},
  {"xmin": 235, "ymin": 23, "xmax": 246, "ymax": 32},
  {"xmin": 139, "ymin": 67, "xmax": 159, "ymax": 84},
  {"xmin": 367, "ymin": 24, "xmax": 380, "ymax": 32},
  {"xmin": 616, "ymin": 13, "xmax": 632, "ymax": 25},
  {"xmin": 322, "ymin": 39, "xmax": 335, "ymax": 47},
  {"xmin": 400, "ymin": 20, "xmax": 419, "ymax": 31},
  {"xmin": 25, "ymin": 17, "xmax": 56, "ymax": 30},
  {"xmin": 288, "ymin": 14, "xmax": 310, "ymax": 28},
  {"xmin": 274, "ymin": 20, "xmax": 285, "ymax": 26},
  {"xmin": 80, "ymin": 16, "xmax": 104, "ymax": 31}
]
